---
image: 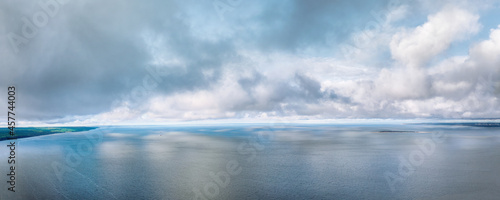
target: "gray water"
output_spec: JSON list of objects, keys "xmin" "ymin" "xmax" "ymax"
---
[{"xmin": 1, "ymin": 124, "xmax": 500, "ymax": 199}]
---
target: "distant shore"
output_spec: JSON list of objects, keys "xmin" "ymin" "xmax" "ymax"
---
[{"xmin": 0, "ymin": 127, "xmax": 98, "ymax": 141}]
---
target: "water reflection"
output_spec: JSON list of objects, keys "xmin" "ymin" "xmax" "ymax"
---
[{"xmin": 1, "ymin": 125, "xmax": 499, "ymax": 199}]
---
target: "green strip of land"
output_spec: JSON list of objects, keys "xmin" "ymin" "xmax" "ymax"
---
[{"xmin": 0, "ymin": 127, "xmax": 98, "ymax": 141}]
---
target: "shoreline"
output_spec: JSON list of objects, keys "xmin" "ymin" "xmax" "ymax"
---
[{"xmin": 0, "ymin": 127, "xmax": 98, "ymax": 141}]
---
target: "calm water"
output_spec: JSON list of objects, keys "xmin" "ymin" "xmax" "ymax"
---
[{"xmin": 1, "ymin": 124, "xmax": 500, "ymax": 199}]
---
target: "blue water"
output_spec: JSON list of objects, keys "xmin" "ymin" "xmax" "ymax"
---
[{"xmin": 1, "ymin": 124, "xmax": 500, "ymax": 199}]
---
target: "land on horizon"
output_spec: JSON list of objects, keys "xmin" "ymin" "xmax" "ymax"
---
[{"xmin": 0, "ymin": 127, "xmax": 98, "ymax": 141}]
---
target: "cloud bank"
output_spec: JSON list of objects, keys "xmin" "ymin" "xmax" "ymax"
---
[{"xmin": 1, "ymin": 0, "xmax": 499, "ymax": 125}]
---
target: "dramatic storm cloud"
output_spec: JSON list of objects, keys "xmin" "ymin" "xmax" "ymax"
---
[{"xmin": 1, "ymin": 0, "xmax": 499, "ymax": 125}]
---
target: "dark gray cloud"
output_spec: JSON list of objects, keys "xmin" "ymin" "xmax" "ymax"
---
[
  {"xmin": 227, "ymin": 0, "xmax": 391, "ymax": 54},
  {"xmin": 1, "ymin": 0, "xmax": 379, "ymax": 121},
  {"xmin": 1, "ymin": 0, "xmax": 242, "ymax": 120}
]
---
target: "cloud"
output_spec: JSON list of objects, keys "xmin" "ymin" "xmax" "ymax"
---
[
  {"xmin": 390, "ymin": 6, "xmax": 481, "ymax": 68},
  {"xmin": 0, "ymin": 0, "xmax": 499, "ymax": 125},
  {"xmin": 0, "ymin": 0, "xmax": 240, "ymax": 120},
  {"xmin": 469, "ymin": 25, "xmax": 500, "ymax": 69},
  {"xmin": 138, "ymin": 65, "xmax": 344, "ymax": 121},
  {"xmin": 371, "ymin": 6, "xmax": 481, "ymax": 99},
  {"xmin": 430, "ymin": 26, "xmax": 500, "ymax": 100},
  {"xmin": 372, "ymin": 25, "xmax": 500, "ymax": 118},
  {"xmin": 375, "ymin": 67, "xmax": 431, "ymax": 99}
]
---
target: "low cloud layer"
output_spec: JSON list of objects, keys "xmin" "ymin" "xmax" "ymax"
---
[{"xmin": 1, "ymin": 0, "xmax": 499, "ymax": 125}]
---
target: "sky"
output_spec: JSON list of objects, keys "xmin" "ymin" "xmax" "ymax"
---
[{"xmin": 1, "ymin": 0, "xmax": 500, "ymax": 126}]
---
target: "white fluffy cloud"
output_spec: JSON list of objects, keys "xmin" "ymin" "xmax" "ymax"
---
[
  {"xmin": 372, "ymin": 7, "xmax": 481, "ymax": 100},
  {"xmin": 390, "ymin": 6, "xmax": 480, "ymax": 68},
  {"xmin": 374, "ymin": 25, "xmax": 500, "ymax": 118},
  {"xmin": 469, "ymin": 26, "xmax": 500, "ymax": 69}
]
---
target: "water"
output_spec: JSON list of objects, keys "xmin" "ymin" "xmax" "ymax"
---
[{"xmin": 1, "ymin": 124, "xmax": 500, "ymax": 199}]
